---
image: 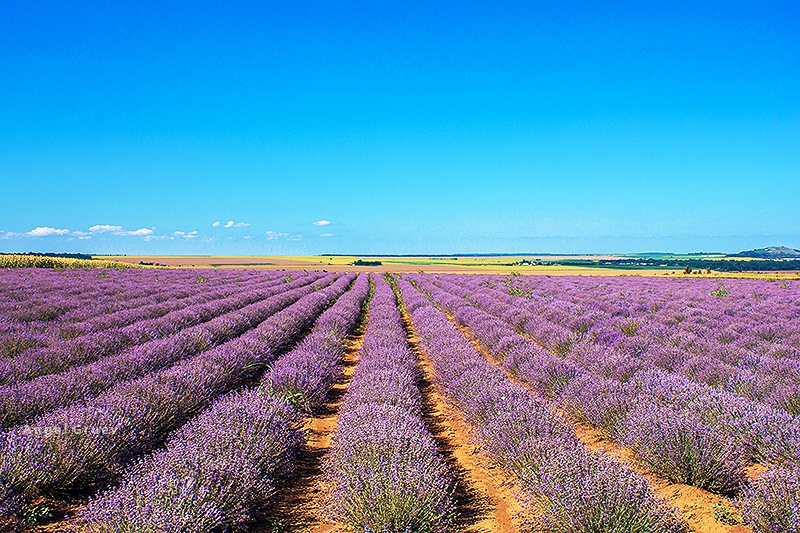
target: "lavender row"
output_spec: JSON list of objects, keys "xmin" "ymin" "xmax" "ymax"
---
[
  {"xmin": 0, "ymin": 268, "xmax": 197, "ymax": 320},
  {"xmin": 0, "ymin": 268, "xmax": 212, "ymax": 325},
  {"xmin": 77, "ymin": 275, "xmax": 370, "ymax": 532},
  {"xmin": 323, "ymin": 276, "xmax": 456, "ymax": 533},
  {"xmin": 0, "ymin": 272, "xmax": 320, "ymax": 385},
  {"xmin": 0, "ymin": 273, "xmax": 334, "ymax": 428},
  {"xmin": 0, "ymin": 273, "xmax": 354, "ymax": 505},
  {"xmin": 0, "ymin": 271, "xmax": 151, "ymax": 322},
  {"xmin": 396, "ymin": 276, "xmax": 688, "ymax": 533},
  {"xmin": 264, "ymin": 273, "xmax": 372, "ymax": 409},
  {"xmin": 423, "ymin": 274, "xmax": 800, "ymax": 465},
  {"xmin": 0, "ymin": 275, "xmax": 254, "ymax": 362},
  {"xmin": 411, "ymin": 276, "xmax": 800, "ymax": 531},
  {"xmin": 423, "ymin": 277, "xmax": 751, "ymax": 493},
  {"xmin": 459, "ymin": 274, "xmax": 800, "ymax": 413},
  {"xmin": 0, "ymin": 265, "xmax": 235, "ymax": 305},
  {"xmin": 0, "ymin": 269, "xmax": 272, "ymax": 344},
  {"xmin": 0, "ymin": 270, "xmax": 266, "ymax": 356},
  {"xmin": 81, "ymin": 393, "xmax": 302, "ymax": 533},
  {"xmin": 418, "ymin": 276, "xmax": 795, "ymax": 466},
  {"xmin": 0, "ymin": 271, "xmax": 310, "ymax": 381},
  {"xmin": 22, "ymin": 270, "xmax": 296, "ymax": 352}
]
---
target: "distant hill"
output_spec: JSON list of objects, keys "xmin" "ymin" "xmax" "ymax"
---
[{"xmin": 731, "ymin": 246, "xmax": 800, "ymax": 259}]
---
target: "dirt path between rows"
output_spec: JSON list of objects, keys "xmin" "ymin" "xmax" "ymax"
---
[
  {"xmin": 443, "ymin": 309, "xmax": 754, "ymax": 533},
  {"xmin": 251, "ymin": 321, "xmax": 368, "ymax": 533},
  {"xmin": 399, "ymin": 307, "xmax": 533, "ymax": 533}
]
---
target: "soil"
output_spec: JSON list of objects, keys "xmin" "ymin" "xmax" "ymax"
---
[
  {"xmin": 250, "ymin": 316, "xmax": 368, "ymax": 533},
  {"xmin": 400, "ymin": 307, "xmax": 534, "ymax": 533},
  {"xmin": 443, "ymin": 309, "xmax": 755, "ymax": 533},
  {"xmin": 256, "ymin": 281, "xmax": 535, "ymax": 533},
  {"xmin": 574, "ymin": 425, "xmax": 754, "ymax": 533}
]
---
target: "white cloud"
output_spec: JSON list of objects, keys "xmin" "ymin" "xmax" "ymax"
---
[
  {"xmin": 184, "ymin": 231, "xmax": 198, "ymax": 239},
  {"xmin": 89, "ymin": 225, "xmax": 123, "ymax": 233},
  {"xmin": 265, "ymin": 231, "xmax": 289, "ymax": 240},
  {"xmin": 27, "ymin": 227, "xmax": 70, "ymax": 237},
  {"xmin": 173, "ymin": 231, "xmax": 185, "ymax": 236},
  {"xmin": 313, "ymin": 220, "xmax": 331, "ymax": 226},
  {"xmin": 288, "ymin": 234, "xmax": 303, "ymax": 241},
  {"xmin": 222, "ymin": 220, "xmax": 250, "ymax": 228},
  {"xmin": 320, "ymin": 233, "xmax": 334, "ymax": 237},
  {"xmin": 212, "ymin": 221, "xmax": 221, "ymax": 227},
  {"xmin": 88, "ymin": 224, "xmax": 154, "ymax": 237},
  {"xmin": 243, "ymin": 235, "xmax": 253, "ymax": 239}
]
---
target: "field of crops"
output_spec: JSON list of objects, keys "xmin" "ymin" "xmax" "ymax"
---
[{"xmin": 0, "ymin": 268, "xmax": 798, "ymax": 532}]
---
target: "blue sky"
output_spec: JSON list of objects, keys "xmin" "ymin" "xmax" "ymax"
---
[{"xmin": 1, "ymin": 1, "xmax": 798, "ymax": 255}]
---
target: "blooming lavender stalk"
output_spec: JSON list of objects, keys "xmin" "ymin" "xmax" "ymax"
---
[
  {"xmin": 738, "ymin": 463, "xmax": 800, "ymax": 533},
  {"xmin": 324, "ymin": 276, "xmax": 457, "ymax": 533}
]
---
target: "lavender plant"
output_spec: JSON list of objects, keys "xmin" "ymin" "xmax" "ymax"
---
[
  {"xmin": 324, "ymin": 276, "xmax": 457, "ymax": 533},
  {"xmin": 738, "ymin": 464, "xmax": 800, "ymax": 533},
  {"xmin": 0, "ymin": 273, "xmax": 352, "ymax": 504},
  {"xmin": 397, "ymin": 276, "xmax": 688, "ymax": 533},
  {"xmin": 619, "ymin": 404, "xmax": 747, "ymax": 495},
  {"xmin": 80, "ymin": 274, "xmax": 370, "ymax": 532}
]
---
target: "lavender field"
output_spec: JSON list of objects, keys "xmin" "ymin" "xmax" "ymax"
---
[{"xmin": 0, "ymin": 268, "xmax": 798, "ymax": 532}]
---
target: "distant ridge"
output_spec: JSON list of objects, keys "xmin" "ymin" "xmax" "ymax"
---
[{"xmin": 731, "ymin": 246, "xmax": 800, "ymax": 259}]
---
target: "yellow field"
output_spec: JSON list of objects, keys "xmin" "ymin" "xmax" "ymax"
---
[
  {"xmin": 99, "ymin": 255, "xmax": 800, "ymax": 279},
  {"xmin": 0, "ymin": 255, "xmax": 145, "ymax": 270}
]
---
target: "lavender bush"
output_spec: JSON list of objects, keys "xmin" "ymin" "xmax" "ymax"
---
[
  {"xmin": 619, "ymin": 404, "xmax": 747, "ymax": 495},
  {"xmin": 80, "ymin": 274, "xmax": 369, "ymax": 532},
  {"xmin": 324, "ymin": 276, "xmax": 456, "ymax": 533},
  {"xmin": 397, "ymin": 276, "xmax": 687, "ymax": 533},
  {"xmin": 0, "ymin": 273, "xmax": 352, "ymax": 503},
  {"xmin": 738, "ymin": 464, "xmax": 800, "ymax": 533}
]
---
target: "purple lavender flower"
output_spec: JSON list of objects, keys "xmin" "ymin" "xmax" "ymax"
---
[
  {"xmin": 738, "ymin": 463, "xmax": 800, "ymax": 533},
  {"xmin": 619, "ymin": 404, "xmax": 747, "ymax": 495}
]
